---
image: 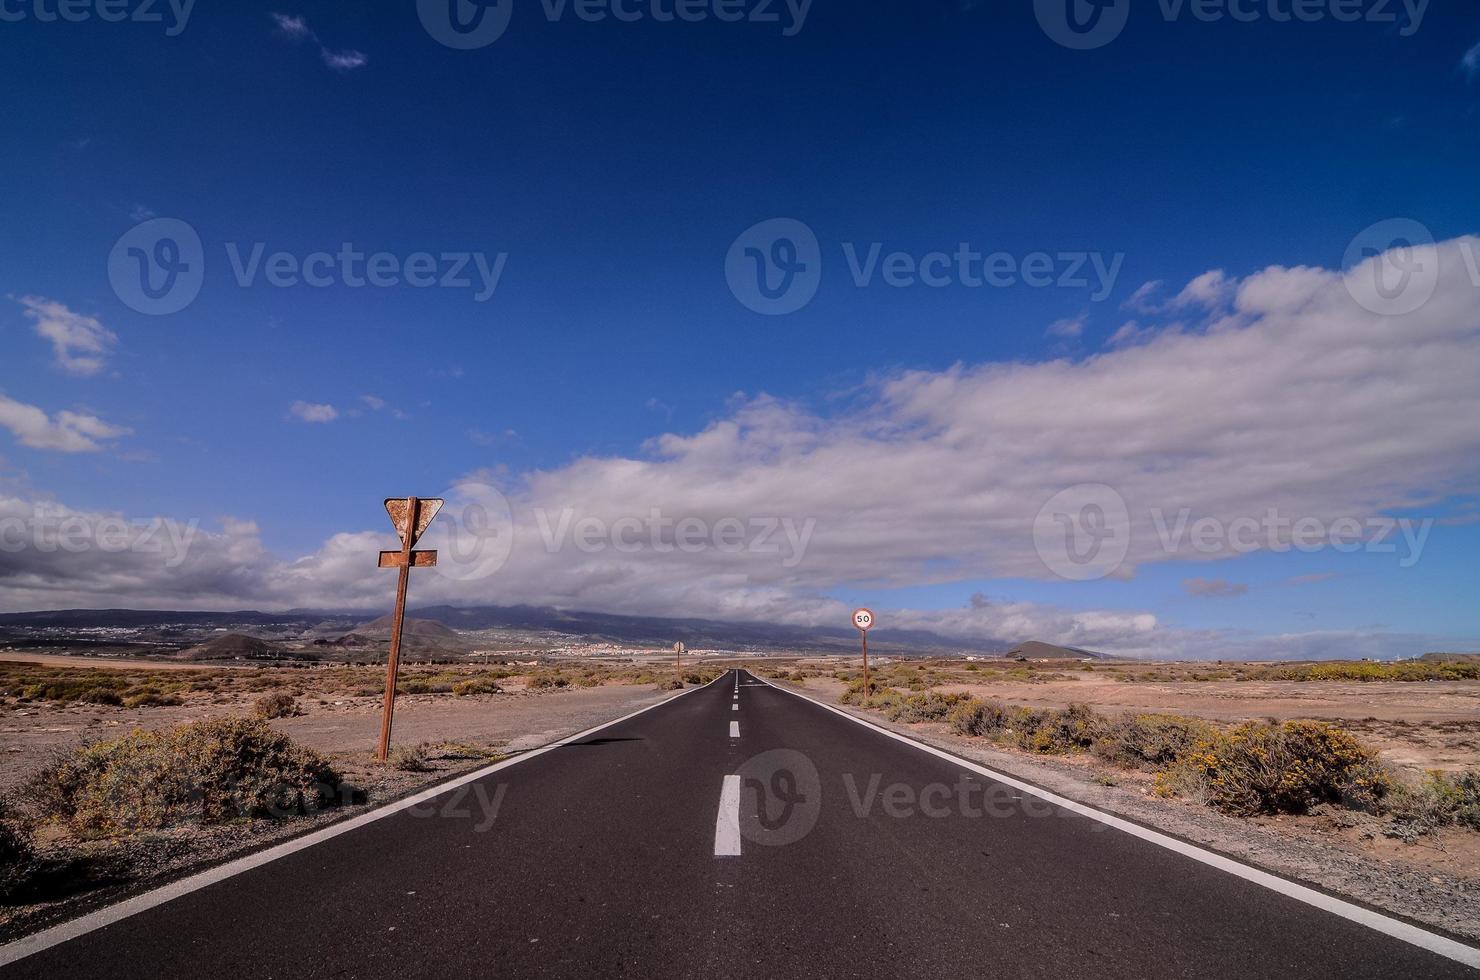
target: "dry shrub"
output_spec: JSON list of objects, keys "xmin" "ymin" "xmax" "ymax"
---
[
  {"xmin": 1159, "ymin": 720, "xmax": 1389, "ymax": 816},
  {"xmin": 0, "ymin": 797, "xmax": 36, "ymax": 901},
  {"xmin": 252, "ymin": 692, "xmax": 301, "ymax": 719},
  {"xmin": 389, "ymin": 744, "xmax": 431, "ymax": 772},
  {"xmin": 655, "ymin": 678, "xmax": 684, "ymax": 691},
  {"xmin": 885, "ymin": 691, "xmax": 970, "ymax": 724},
  {"xmin": 452, "ymin": 679, "xmax": 503, "ymax": 697},
  {"xmin": 527, "ymin": 673, "xmax": 570, "ymax": 690},
  {"xmin": 1092, "ymin": 713, "xmax": 1211, "ymax": 770},
  {"xmin": 24, "ymin": 718, "xmax": 342, "ymax": 835},
  {"xmin": 1386, "ymin": 770, "xmax": 1480, "ymax": 840},
  {"xmin": 1010, "ymin": 703, "xmax": 1106, "ymax": 754}
]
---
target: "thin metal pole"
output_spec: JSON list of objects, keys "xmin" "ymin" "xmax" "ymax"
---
[
  {"xmin": 861, "ymin": 630, "xmax": 869, "ymax": 706},
  {"xmin": 377, "ymin": 496, "xmax": 417, "ymax": 762}
]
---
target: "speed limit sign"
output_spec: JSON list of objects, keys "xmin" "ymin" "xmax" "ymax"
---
[{"xmin": 853, "ymin": 608, "xmax": 875, "ymax": 632}]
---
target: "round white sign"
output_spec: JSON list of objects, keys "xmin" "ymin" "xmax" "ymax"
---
[{"xmin": 852, "ymin": 608, "xmax": 875, "ymax": 632}]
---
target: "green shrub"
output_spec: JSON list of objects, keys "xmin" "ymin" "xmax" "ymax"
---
[
  {"xmin": 252, "ymin": 692, "xmax": 301, "ymax": 719},
  {"xmin": 1159, "ymin": 720, "xmax": 1389, "ymax": 816},
  {"xmin": 24, "ymin": 718, "xmax": 342, "ymax": 834}
]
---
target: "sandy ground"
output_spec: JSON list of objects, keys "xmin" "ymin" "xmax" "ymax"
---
[{"xmin": 796, "ymin": 676, "xmax": 1480, "ymax": 942}]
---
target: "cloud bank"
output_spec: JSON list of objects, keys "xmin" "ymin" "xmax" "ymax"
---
[{"xmin": 3, "ymin": 238, "xmax": 1479, "ymax": 658}]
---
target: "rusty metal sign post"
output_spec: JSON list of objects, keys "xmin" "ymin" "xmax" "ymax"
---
[
  {"xmin": 852, "ymin": 608, "xmax": 875, "ymax": 705},
  {"xmin": 376, "ymin": 496, "xmax": 443, "ymax": 762}
]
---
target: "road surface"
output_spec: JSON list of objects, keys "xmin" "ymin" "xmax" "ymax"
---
[{"xmin": 3, "ymin": 671, "xmax": 1476, "ymax": 978}]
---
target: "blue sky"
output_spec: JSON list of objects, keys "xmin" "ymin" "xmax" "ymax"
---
[{"xmin": 2, "ymin": 1, "xmax": 1479, "ymax": 657}]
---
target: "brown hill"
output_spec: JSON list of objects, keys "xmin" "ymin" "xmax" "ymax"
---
[
  {"xmin": 179, "ymin": 633, "xmax": 292, "ymax": 661},
  {"xmin": 1006, "ymin": 640, "xmax": 1105, "ymax": 660}
]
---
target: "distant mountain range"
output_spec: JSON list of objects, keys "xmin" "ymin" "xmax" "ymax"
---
[{"xmin": 0, "ymin": 604, "xmax": 1086, "ymax": 658}]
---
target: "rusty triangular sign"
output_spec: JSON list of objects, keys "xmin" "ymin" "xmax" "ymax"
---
[{"xmin": 385, "ymin": 498, "xmax": 444, "ymax": 548}]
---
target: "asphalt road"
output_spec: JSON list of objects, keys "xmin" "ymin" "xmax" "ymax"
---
[{"xmin": 3, "ymin": 670, "xmax": 1476, "ymax": 978}]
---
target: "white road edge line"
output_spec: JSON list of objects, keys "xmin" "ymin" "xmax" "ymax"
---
[
  {"xmin": 714, "ymin": 774, "xmax": 742, "ymax": 857},
  {"xmin": 758, "ymin": 675, "xmax": 1480, "ymax": 970},
  {"xmin": 730, "ymin": 721, "xmax": 740, "ymax": 738},
  {"xmin": 0, "ymin": 674, "xmax": 727, "ymax": 968}
]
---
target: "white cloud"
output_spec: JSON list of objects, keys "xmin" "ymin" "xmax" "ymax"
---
[
  {"xmin": 271, "ymin": 12, "xmax": 311, "ymax": 39},
  {"xmin": 289, "ymin": 401, "xmax": 338, "ymax": 423},
  {"xmin": 0, "ymin": 395, "xmax": 130, "ymax": 453},
  {"xmin": 321, "ymin": 49, "xmax": 368, "ymax": 72},
  {"xmin": 16, "ymin": 296, "xmax": 117, "ymax": 377},
  {"xmin": 1462, "ymin": 40, "xmax": 1480, "ymax": 81},
  {"xmin": 270, "ymin": 13, "xmax": 366, "ymax": 72},
  {"xmin": 1045, "ymin": 313, "xmax": 1086, "ymax": 339},
  {"xmin": 1170, "ymin": 269, "xmax": 1234, "ymax": 310}
]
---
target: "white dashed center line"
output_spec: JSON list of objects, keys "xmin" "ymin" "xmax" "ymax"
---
[
  {"xmin": 714, "ymin": 775, "xmax": 742, "ymax": 857},
  {"xmin": 730, "ymin": 721, "xmax": 740, "ymax": 738}
]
